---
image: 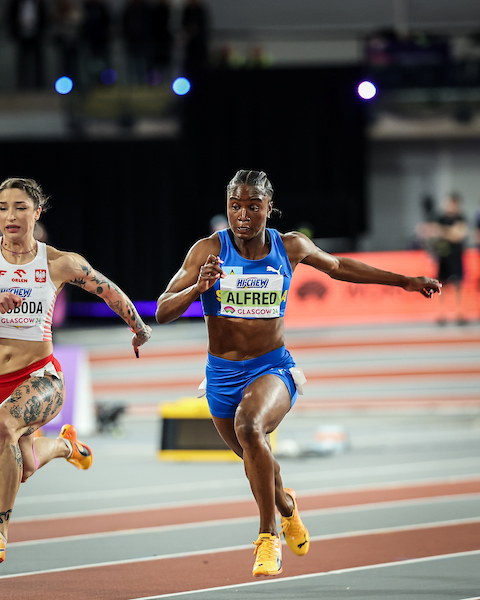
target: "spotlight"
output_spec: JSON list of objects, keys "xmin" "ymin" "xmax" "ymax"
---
[
  {"xmin": 357, "ymin": 81, "xmax": 377, "ymax": 100},
  {"xmin": 55, "ymin": 76, "xmax": 74, "ymax": 95},
  {"xmin": 172, "ymin": 77, "xmax": 191, "ymax": 96}
]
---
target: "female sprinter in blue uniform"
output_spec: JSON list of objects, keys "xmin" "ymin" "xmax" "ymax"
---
[
  {"xmin": 156, "ymin": 169, "xmax": 441, "ymax": 577},
  {"xmin": 0, "ymin": 177, "xmax": 152, "ymax": 563}
]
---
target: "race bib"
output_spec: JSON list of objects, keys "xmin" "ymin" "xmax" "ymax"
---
[
  {"xmin": 219, "ymin": 274, "xmax": 284, "ymax": 318},
  {"xmin": 0, "ymin": 296, "xmax": 47, "ymax": 329}
]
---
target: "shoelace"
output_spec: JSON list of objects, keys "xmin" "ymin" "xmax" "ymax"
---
[
  {"xmin": 253, "ymin": 537, "xmax": 278, "ymax": 560},
  {"xmin": 281, "ymin": 511, "xmax": 303, "ymax": 537}
]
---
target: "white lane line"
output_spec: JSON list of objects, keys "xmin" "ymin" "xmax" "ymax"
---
[
  {"xmin": 13, "ymin": 472, "xmax": 480, "ymax": 522},
  {"xmin": 8, "ymin": 493, "xmax": 480, "ymax": 548},
  {"xmin": 15, "ymin": 456, "xmax": 480, "ymax": 507},
  {"xmin": 123, "ymin": 550, "xmax": 480, "ymax": 600},
  {"xmin": 2, "ymin": 516, "xmax": 480, "ymax": 580}
]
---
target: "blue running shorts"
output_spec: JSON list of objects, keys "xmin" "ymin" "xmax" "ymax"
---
[{"xmin": 205, "ymin": 345, "xmax": 298, "ymax": 418}]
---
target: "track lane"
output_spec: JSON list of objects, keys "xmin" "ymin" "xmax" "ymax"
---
[
  {"xmin": 88, "ymin": 333, "xmax": 480, "ymax": 363},
  {"xmin": 2, "ymin": 521, "xmax": 480, "ymax": 599},
  {"xmin": 9, "ymin": 478, "xmax": 480, "ymax": 543},
  {"xmin": 91, "ymin": 365, "xmax": 480, "ymax": 394}
]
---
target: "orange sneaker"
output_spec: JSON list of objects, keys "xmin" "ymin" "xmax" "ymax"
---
[
  {"xmin": 59, "ymin": 424, "xmax": 92, "ymax": 470},
  {"xmin": 280, "ymin": 488, "xmax": 310, "ymax": 556},
  {"xmin": 0, "ymin": 535, "xmax": 5, "ymax": 563},
  {"xmin": 252, "ymin": 533, "xmax": 282, "ymax": 577}
]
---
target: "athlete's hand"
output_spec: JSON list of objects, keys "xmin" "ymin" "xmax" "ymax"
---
[
  {"xmin": 403, "ymin": 277, "xmax": 442, "ymax": 298},
  {"xmin": 0, "ymin": 292, "xmax": 23, "ymax": 314},
  {"xmin": 131, "ymin": 324, "xmax": 152, "ymax": 358},
  {"xmin": 196, "ymin": 255, "xmax": 226, "ymax": 294}
]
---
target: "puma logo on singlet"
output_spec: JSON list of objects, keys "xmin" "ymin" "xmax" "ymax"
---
[{"xmin": 266, "ymin": 265, "xmax": 282, "ymax": 276}]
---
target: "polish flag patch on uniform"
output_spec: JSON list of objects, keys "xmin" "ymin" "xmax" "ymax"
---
[{"xmin": 35, "ymin": 269, "xmax": 47, "ymax": 283}]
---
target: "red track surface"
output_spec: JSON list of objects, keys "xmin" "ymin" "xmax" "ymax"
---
[
  {"xmin": 9, "ymin": 477, "xmax": 480, "ymax": 542},
  {"xmin": 92, "ymin": 365, "xmax": 480, "ymax": 394},
  {"xmin": 88, "ymin": 334, "xmax": 480, "ymax": 363},
  {"xmin": 89, "ymin": 333, "xmax": 480, "ymax": 403},
  {"xmin": 3, "ymin": 478, "xmax": 480, "ymax": 599},
  {"xmin": 2, "ymin": 523, "xmax": 480, "ymax": 600}
]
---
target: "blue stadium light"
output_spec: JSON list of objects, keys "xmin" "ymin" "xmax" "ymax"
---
[
  {"xmin": 172, "ymin": 77, "xmax": 191, "ymax": 96},
  {"xmin": 55, "ymin": 76, "xmax": 74, "ymax": 95},
  {"xmin": 101, "ymin": 69, "xmax": 118, "ymax": 85},
  {"xmin": 357, "ymin": 80, "xmax": 377, "ymax": 100}
]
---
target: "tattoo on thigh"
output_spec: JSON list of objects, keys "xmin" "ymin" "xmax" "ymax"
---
[
  {"xmin": 23, "ymin": 427, "xmax": 36, "ymax": 436},
  {"xmin": 5, "ymin": 400, "xmax": 22, "ymax": 419},
  {"xmin": 3, "ymin": 377, "xmax": 64, "ymax": 426},
  {"xmin": 10, "ymin": 389, "xmax": 23, "ymax": 402},
  {"xmin": 52, "ymin": 387, "xmax": 64, "ymax": 415},
  {"xmin": 0, "ymin": 509, "xmax": 12, "ymax": 524},
  {"xmin": 24, "ymin": 396, "xmax": 42, "ymax": 425},
  {"xmin": 31, "ymin": 378, "xmax": 54, "ymax": 401},
  {"xmin": 40, "ymin": 378, "xmax": 64, "ymax": 423},
  {"xmin": 3, "ymin": 388, "xmax": 23, "ymax": 419},
  {"xmin": 11, "ymin": 444, "xmax": 23, "ymax": 469}
]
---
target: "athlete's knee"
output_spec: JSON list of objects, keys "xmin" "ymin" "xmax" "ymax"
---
[
  {"xmin": 21, "ymin": 450, "xmax": 37, "ymax": 481},
  {"xmin": 272, "ymin": 456, "xmax": 281, "ymax": 476},
  {"xmin": 21, "ymin": 464, "xmax": 36, "ymax": 482},
  {"xmin": 18, "ymin": 434, "xmax": 39, "ymax": 482},
  {"xmin": 234, "ymin": 416, "xmax": 265, "ymax": 450}
]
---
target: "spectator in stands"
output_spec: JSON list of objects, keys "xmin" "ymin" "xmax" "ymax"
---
[
  {"xmin": 435, "ymin": 193, "xmax": 469, "ymax": 325},
  {"xmin": 7, "ymin": 0, "xmax": 48, "ymax": 89},
  {"xmin": 181, "ymin": 0, "xmax": 209, "ymax": 80},
  {"xmin": 53, "ymin": 0, "xmax": 83, "ymax": 82},
  {"xmin": 150, "ymin": 0, "xmax": 172, "ymax": 79},
  {"xmin": 122, "ymin": 0, "xmax": 152, "ymax": 84},
  {"xmin": 82, "ymin": 0, "xmax": 111, "ymax": 84},
  {"xmin": 245, "ymin": 46, "xmax": 273, "ymax": 69},
  {"xmin": 213, "ymin": 44, "xmax": 245, "ymax": 70},
  {"xmin": 412, "ymin": 195, "xmax": 439, "ymax": 257}
]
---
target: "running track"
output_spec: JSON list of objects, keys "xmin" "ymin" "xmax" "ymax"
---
[
  {"xmin": 1, "ymin": 323, "xmax": 480, "ymax": 599},
  {"xmin": 82, "ymin": 323, "xmax": 480, "ymax": 411},
  {"xmin": 2, "ymin": 476, "xmax": 480, "ymax": 599}
]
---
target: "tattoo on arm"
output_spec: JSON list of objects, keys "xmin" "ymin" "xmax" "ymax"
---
[
  {"xmin": 135, "ymin": 328, "xmax": 151, "ymax": 343},
  {"xmin": 93, "ymin": 274, "xmax": 144, "ymax": 330},
  {"xmin": 67, "ymin": 258, "xmax": 93, "ymax": 288},
  {"xmin": 94, "ymin": 274, "xmax": 125, "ymax": 302},
  {"xmin": 68, "ymin": 259, "xmax": 146, "ymax": 332},
  {"xmin": 70, "ymin": 278, "xmax": 87, "ymax": 288}
]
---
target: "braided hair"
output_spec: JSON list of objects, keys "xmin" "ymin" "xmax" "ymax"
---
[{"xmin": 227, "ymin": 170, "xmax": 282, "ymax": 219}]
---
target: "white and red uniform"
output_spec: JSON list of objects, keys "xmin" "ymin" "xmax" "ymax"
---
[{"xmin": 0, "ymin": 239, "xmax": 57, "ymax": 342}]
